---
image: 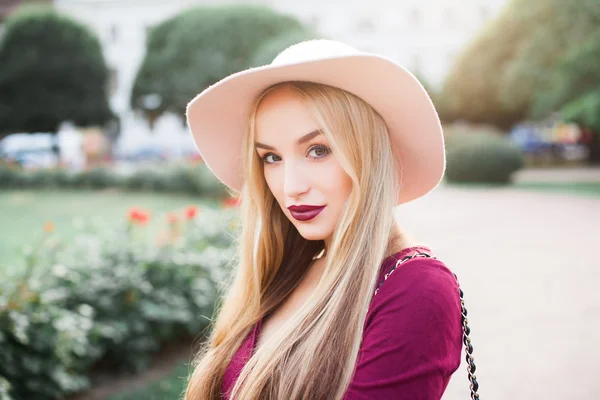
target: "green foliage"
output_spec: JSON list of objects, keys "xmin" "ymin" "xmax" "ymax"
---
[
  {"xmin": 0, "ymin": 207, "xmax": 237, "ymax": 400},
  {"xmin": 440, "ymin": 0, "xmax": 600, "ymax": 129},
  {"xmin": 0, "ymin": 5, "xmax": 113, "ymax": 136},
  {"xmin": 500, "ymin": 0, "xmax": 600, "ymax": 119},
  {"xmin": 124, "ymin": 163, "xmax": 225, "ymax": 195},
  {"xmin": 445, "ymin": 131, "xmax": 524, "ymax": 183},
  {"xmin": 561, "ymin": 89, "xmax": 600, "ymax": 132},
  {"xmin": 131, "ymin": 5, "xmax": 313, "ymax": 122},
  {"xmin": 249, "ymin": 28, "xmax": 322, "ymax": 67},
  {"xmin": 0, "ymin": 376, "xmax": 13, "ymax": 400},
  {"xmin": 531, "ymin": 29, "xmax": 600, "ymax": 118},
  {"xmin": 439, "ymin": 0, "xmax": 532, "ymax": 128}
]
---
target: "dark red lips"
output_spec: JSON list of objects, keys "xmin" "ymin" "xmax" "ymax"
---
[{"xmin": 287, "ymin": 205, "xmax": 325, "ymax": 221}]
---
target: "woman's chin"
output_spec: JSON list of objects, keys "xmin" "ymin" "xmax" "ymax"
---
[{"xmin": 294, "ymin": 226, "xmax": 332, "ymax": 242}]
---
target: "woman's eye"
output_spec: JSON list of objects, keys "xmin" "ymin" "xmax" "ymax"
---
[
  {"xmin": 261, "ymin": 146, "xmax": 330, "ymax": 164},
  {"xmin": 262, "ymin": 153, "xmax": 280, "ymax": 164},
  {"xmin": 308, "ymin": 145, "xmax": 331, "ymax": 159}
]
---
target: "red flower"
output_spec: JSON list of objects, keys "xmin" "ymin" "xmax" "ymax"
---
[
  {"xmin": 44, "ymin": 221, "xmax": 55, "ymax": 233},
  {"xmin": 221, "ymin": 197, "xmax": 240, "ymax": 208},
  {"xmin": 185, "ymin": 205, "xmax": 199, "ymax": 220},
  {"xmin": 128, "ymin": 207, "xmax": 151, "ymax": 225}
]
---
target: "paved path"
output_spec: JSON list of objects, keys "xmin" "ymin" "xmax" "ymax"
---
[{"xmin": 394, "ymin": 184, "xmax": 599, "ymax": 400}]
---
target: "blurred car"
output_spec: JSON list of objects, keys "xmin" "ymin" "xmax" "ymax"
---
[
  {"xmin": 509, "ymin": 123, "xmax": 553, "ymax": 154},
  {"xmin": 0, "ymin": 133, "xmax": 58, "ymax": 168},
  {"xmin": 114, "ymin": 145, "xmax": 167, "ymax": 162},
  {"xmin": 510, "ymin": 121, "xmax": 588, "ymax": 162}
]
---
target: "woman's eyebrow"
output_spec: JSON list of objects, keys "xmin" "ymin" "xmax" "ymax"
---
[{"xmin": 255, "ymin": 129, "xmax": 323, "ymax": 150}]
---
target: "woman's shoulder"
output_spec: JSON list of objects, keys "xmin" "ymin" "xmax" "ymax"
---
[
  {"xmin": 370, "ymin": 245, "xmax": 460, "ymax": 319},
  {"xmin": 379, "ymin": 244, "xmax": 443, "ymax": 282},
  {"xmin": 383, "ymin": 243, "xmax": 435, "ymax": 265},
  {"xmin": 382, "ymin": 244, "xmax": 456, "ymax": 289}
]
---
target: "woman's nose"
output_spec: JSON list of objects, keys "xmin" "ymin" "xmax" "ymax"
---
[{"xmin": 283, "ymin": 161, "xmax": 309, "ymax": 198}]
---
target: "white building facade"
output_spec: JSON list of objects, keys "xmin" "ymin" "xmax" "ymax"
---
[{"xmin": 54, "ymin": 0, "xmax": 508, "ymax": 154}]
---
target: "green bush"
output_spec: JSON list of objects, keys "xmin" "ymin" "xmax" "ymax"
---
[
  {"xmin": 0, "ymin": 165, "xmax": 21, "ymax": 187},
  {"xmin": 78, "ymin": 167, "xmax": 123, "ymax": 189},
  {"xmin": 0, "ymin": 206, "xmax": 238, "ymax": 400},
  {"xmin": 0, "ymin": 162, "xmax": 231, "ymax": 198},
  {"xmin": 445, "ymin": 131, "xmax": 525, "ymax": 183},
  {"xmin": 124, "ymin": 168, "xmax": 166, "ymax": 192}
]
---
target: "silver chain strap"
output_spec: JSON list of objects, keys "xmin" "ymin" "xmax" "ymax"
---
[
  {"xmin": 452, "ymin": 270, "xmax": 480, "ymax": 399},
  {"xmin": 371, "ymin": 251, "xmax": 480, "ymax": 399}
]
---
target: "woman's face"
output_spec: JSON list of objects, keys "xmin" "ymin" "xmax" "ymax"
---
[{"xmin": 254, "ymin": 86, "xmax": 352, "ymax": 246}]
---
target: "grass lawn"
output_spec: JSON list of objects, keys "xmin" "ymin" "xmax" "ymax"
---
[
  {"xmin": 106, "ymin": 362, "xmax": 190, "ymax": 400},
  {"xmin": 512, "ymin": 181, "xmax": 600, "ymax": 197},
  {"xmin": 0, "ymin": 189, "xmax": 218, "ymax": 269},
  {"xmin": 445, "ymin": 180, "xmax": 600, "ymax": 198}
]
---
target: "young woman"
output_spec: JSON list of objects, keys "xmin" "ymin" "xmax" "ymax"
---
[{"xmin": 184, "ymin": 39, "xmax": 479, "ymax": 400}]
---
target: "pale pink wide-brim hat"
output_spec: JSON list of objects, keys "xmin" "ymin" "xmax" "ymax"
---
[{"xmin": 186, "ymin": 39, "xmax": 445, "ymax": 205}]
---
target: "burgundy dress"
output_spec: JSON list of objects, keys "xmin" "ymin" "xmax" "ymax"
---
[{"xmin": 221, "ymin": 246, "xmax": 463, "ymax": 400}]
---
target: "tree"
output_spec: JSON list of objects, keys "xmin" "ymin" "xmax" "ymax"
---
[
  {"xmin": 561, "ymin": 89, "xmax": 600, "ymax": 164},
  {"xmin": 530, "ymin": 29, "xmax": 600, "ymax": 119},
  {"xmin": 438, "ymin": 0, "xmax": 533, "ymax": 129},
  {"xmin": 499, "ymin": 0, "xmax": 600, "ymax": 121},
  {"xmin": 0, "ymin": 5, "xmax": 113, "ymax": 155},
  {"xmin": 249, "ymin": 28, "xmax": 322, "ymax": 67},
  {"xmin": 439, "ymin": 0, "xmax": 600, "ymax": 130},
  {"xmin": 131, "ymin": 5, "xmax": 317, "ymax": 124}
]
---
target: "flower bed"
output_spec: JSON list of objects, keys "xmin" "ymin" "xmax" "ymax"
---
[{"xmin": 0, "ymin": 204, "xmax": 238, "ymax": 400}]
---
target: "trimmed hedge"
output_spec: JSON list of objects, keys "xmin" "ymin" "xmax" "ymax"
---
[
  {"xmin": 445, "ymin": 131, "xmax": 525, "ymax": 183},
  {"xmin": 0, "ymin": 162, "xmax": 230, "ymax": 197}
]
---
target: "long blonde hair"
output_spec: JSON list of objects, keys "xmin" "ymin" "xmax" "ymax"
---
[{"xmin": 184, "ymin": 81, "xmax": 410, "ymax": 400}]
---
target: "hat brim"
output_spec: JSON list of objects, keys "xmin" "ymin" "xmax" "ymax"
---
[{"xmin": 186, "ymin": 53, "xmax": 445, "ymax": 205}]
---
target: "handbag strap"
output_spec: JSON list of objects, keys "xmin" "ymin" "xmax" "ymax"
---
[{"xmin": 372, "ymin": 250, "xmax": 480, "ymax": 400}]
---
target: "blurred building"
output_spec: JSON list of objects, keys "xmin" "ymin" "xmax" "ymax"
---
[
  {"xmin": 273, "ymin": 0, "xmax": 509, "ymax": 89},
  {"xmin": 53, "ymin": 0, "xmax": 508, "ymax": 154}
]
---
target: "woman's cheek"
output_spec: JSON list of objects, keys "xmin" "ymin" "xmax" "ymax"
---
[{"xmin": 264, "ymin": 168, "xmax": 282, "ymax": 197}]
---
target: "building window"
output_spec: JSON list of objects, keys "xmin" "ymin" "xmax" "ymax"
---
[
  {"xmin": 410, "ymin": 8, "xmax": 421, "ymax": 28},
  {"xmin": 356, "ymin": 17, "xmax": 375, "ymax": 33},
  {"xmin": 443, "ymin": 7, "xmax": 455, "ymax": 27},
  {"xmin": 109, "ymin": 23, "xmax": 118, "ymax": 44}
]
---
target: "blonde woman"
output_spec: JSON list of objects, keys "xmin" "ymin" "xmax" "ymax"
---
[{"xmin": 184, "ymin": 40, "xmax": 479, "ymax": 400}]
